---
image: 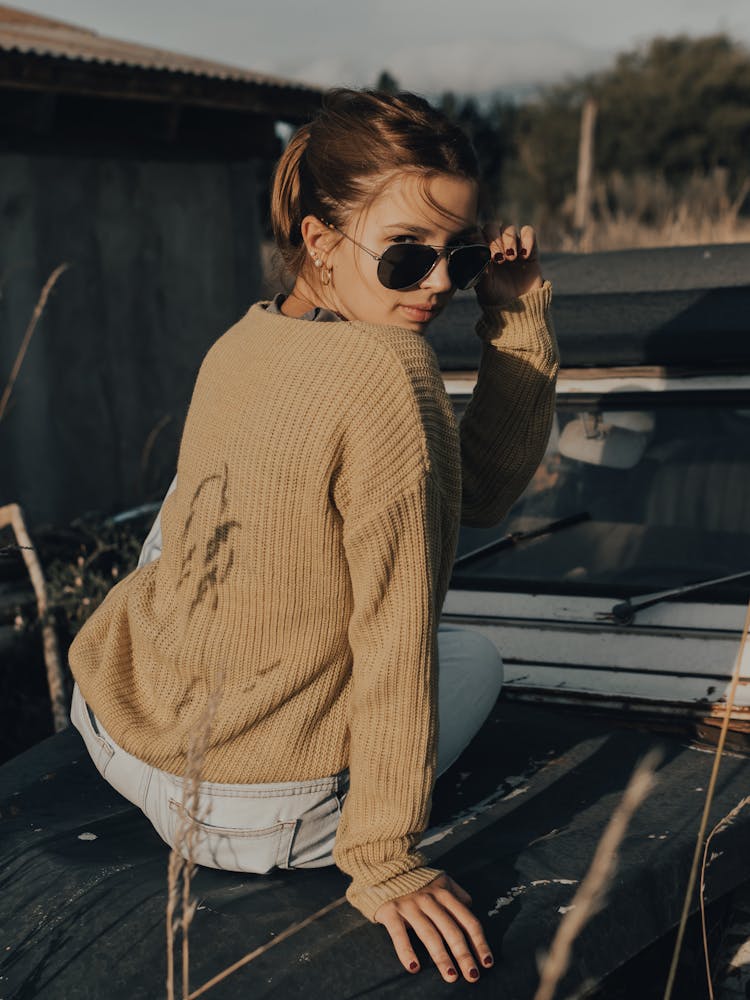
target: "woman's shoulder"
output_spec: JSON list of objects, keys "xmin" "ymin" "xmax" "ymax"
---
[
  {"xmin": 227, "ymin": 304, "xmax": 437, "ymax": 386},
  {"xmin": 193, "ymin": 305, "xmax": 446, "ymax": 442}
]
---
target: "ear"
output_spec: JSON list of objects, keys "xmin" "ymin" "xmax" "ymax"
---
[{"xmin": 300, "ymin": 215, "xmax": 339, "ymax": 260}]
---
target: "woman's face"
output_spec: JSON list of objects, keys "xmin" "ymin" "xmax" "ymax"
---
[{"xmin": 323, "ymin": 172, "xmax": 480, "ymax": 333}]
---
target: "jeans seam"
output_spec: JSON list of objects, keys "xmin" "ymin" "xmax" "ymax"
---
[
  {"xmin": 167, "ymin": 798, "xmax": 297, "ymax": 839},
  {"xmin": 278, "ymin": 819, "xmax": 299, "ymax": 869},
  {"xmin": 140, "ymin": 764, "xmax": 154, "ymax": 812},
  {"xmin": 73, "ymin": 686, "xmax": 114, "ymax": 772}
]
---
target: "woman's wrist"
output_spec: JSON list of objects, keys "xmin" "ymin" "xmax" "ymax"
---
[
  {"xmin": 477, "ymin": 273, "xmax": 544, "ymax": 310},
  {"xmin": 475, "ymin": 280, "xmax": 558, "ymax": 360},
  {"xmin": 478, "ymin": 278, "xmax": 553, "ymax": 323},
  {"xmin": 347, "ymin": 864, "xmax": 446, "ymax": 923}
]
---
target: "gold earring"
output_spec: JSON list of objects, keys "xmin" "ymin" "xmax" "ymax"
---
[{"xmin": 320, "ymin": 264, "xmax": 332, "ymax": 286}]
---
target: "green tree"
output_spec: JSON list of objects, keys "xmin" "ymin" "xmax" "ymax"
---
[
  {"xmin": 519, "ymin": 34, "xmax": 750, "ymax": 214},
  {"xmin": 438, "ymin": 93, "xmax": 520, "ymax": 218}
]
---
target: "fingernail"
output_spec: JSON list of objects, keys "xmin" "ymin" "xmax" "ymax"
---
[
  {"xmin": 521, "ymin": 247, "xmax": 528, "ymax": 256},
  {"xmin": 483, "ymin": 955, "xmax": 494, "ymax": 966},
  {"xmin": 493, "ymin": 251, "xmax": 504, "ymax": 262},
  {"xmin": 447, "ymin": 967, "xmax": 457, "ymax": 977},
  {"xmin": 469, "ymin": 968, "xmax": 479, "ymax": 979},
  {"xmin": 505, "ymin": 248, "xmax": 515, "ymax": 258},
  {"xmin": 409, "ymin": 961, "xmax": 418, "ymax": 971}
]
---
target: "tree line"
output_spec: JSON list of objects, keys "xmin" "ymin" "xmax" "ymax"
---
[{"xmin": 379, "ymin": 33, "xmax": 750, "ymax": 243}]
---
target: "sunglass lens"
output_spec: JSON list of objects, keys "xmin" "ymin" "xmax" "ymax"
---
[
  {"xmin": 377, "ymin": 244, "xmax": 437, "ymax": 290},
  {"xmin": 449, "ymin": 246, "xmax": 491, "ymax": 289}
]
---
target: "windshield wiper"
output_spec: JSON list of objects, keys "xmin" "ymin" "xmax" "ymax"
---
[
  {"xmin": 453, "ymin": 511, "xmax": 591, "ymax": 570},
  {"xmin": 597, "ymin": 569, "xmax": 750, "ymax": 626}
]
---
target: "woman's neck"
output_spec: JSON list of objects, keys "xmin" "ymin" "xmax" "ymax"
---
[{"xmin": 280, "ymin": 278, "xmax": 328, "ymax": 318}]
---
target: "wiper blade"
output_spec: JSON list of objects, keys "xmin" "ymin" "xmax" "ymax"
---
[
  {"xmin": 453, "ymin": 511, "xmax": 591, "ymax": 570},
  {"xmin": 598, "ymin": 569, "xmax": 750, "ymax": 626}
]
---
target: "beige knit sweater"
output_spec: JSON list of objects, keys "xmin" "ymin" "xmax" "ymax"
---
[{"xmin": 68, "ymin": 280, "xmax": 559, "ymax": 921}]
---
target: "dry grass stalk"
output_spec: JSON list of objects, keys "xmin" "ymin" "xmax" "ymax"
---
[
  {"xmin": 0, "ymin": 262, "xmax": 69, "ymax": 425},
  {"xmin": 166, "ymin": 674, "xmax": 226, "ymax": 1000},
  {"xmin": 165, "ymin": 682, "xmax": 349, "ymax": 1000},
  {"xmin": 0, "ymin": 503, "xmax": 68, "ymax": 731},
  {"xmin": 166, "ymin": 849, "xmax": 181, "ymax": 1000},
  {"xmin": 663, "ymin": 596, "xmax": 750, "ymax": 1000},
  {"xmin": 167, "ymin": 696, "xmax": 346, "ymax": 1000},
  {"xmin": 164, "ymin": 661, "xmax": 349, "ymax": 999},
  {"xmin": 533, "ymin": 749, "xmax": 661, "ymax": 1000},
  {"xmin": 700, "ymin": 796, "xmax": 750, "ymax": 999},
  {"xmin": 0, "ymin": 262, "xmax": 70, "ymax": 732},
  {"xmin": 164, "ymin": 665, "xmax": 349, "ymax": 1000},
  {"xmin": 140, "ymin": 413, "xmax": 173, "ymax": 493},
  {"xmin": 186, "ymin": 895, "xmax": 348, "ymax": 1000}
]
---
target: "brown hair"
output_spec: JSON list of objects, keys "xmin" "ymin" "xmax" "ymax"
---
[{"xmin": 270, "ymin": 88, "xmax": 480, "ymax": 277}]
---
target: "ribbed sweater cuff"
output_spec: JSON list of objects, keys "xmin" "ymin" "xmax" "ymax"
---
[
  {"xmin": 346, "ymin": 865, "xmax": 446, "ymax": 923},
  {"xmin": 476, "ymin": 280, "xmax": 557, "ymax": 361}
]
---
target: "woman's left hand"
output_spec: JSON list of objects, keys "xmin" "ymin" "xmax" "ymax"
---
[{"xmin": 475, "ymin": 223, "xmax": 543, "ymax": 307}]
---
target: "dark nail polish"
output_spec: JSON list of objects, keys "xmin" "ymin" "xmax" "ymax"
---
[
  {"xmin": 493, "ymin": 251, "xmax": 504, "ymax": 262},
  {"xmin": 409, "ymin": 961, "xmax": 418, "ymax": 971},
  {"xmin": 521, "ymin": 248, "xmax": 528, "ymax": 256},
  {"xmin": 483, "ymin": 955, "xmax": 494, "ymax": 966},
  {"xmin": 469, "ymin": 968, "xmax": 479, "ymax": 979},
  {"xmin": 447, "ymin": 967, "xmax": 457, "ymax": 977},
  {"xmin": 506, "ymin": 248, "xmax": 515, "ymax": 257}
]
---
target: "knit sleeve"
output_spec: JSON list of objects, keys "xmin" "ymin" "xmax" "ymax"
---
[
  {"xmin": 459, "ymin": 279, "xmax": 560, "ymax": 528},
  {"xmin": 331, "ymin": 467, "xmax": 447, "ymax": 922}
]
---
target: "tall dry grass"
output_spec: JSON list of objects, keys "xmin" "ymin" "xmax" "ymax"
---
[
  {"xmin": 166, "ymin": 667, "xmax": 227, "ymax": 999},
  {"xmin": 1, "ymin": 264, "xmax": 70, "ymax": 732},
  {"xmin": 700, "ymin": 797, "xmax": 750, "ymax": 999},
  {"xmin": 533, "ymin": 751, "xmax": 660, "ymax": 1000},
  {"xmin": 0, "ymin": 263, "xmax": 69, "ymax": 424},
  {"xmin": 558, "ymin": 168, "xmax": 750, "ymax": 252},
  {"xmin": 663, "ymin": 596, "xmax": 750, "ymax": 1000}
]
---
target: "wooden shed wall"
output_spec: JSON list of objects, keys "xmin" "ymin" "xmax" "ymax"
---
[{"xmin": 0, "ymin": 149, "xmax": 263, "ymax": 527}]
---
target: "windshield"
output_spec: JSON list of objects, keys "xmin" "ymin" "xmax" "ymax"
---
[{"xmin": 451, "ymin": 393, "xmax": 750, "ymax": 604}]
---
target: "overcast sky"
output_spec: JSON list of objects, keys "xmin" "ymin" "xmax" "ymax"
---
[{"xmin": 10, "ymin": 0, "xmax": 750, "ymax": 97}]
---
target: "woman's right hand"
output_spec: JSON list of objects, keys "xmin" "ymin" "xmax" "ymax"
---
[
  {"xmin": 476, "ymin": 222, "xmax": 543, "ymax": 307},
  {"xmin": 373, "ymin": 872, "xmax": 494, "ymax": 983}
]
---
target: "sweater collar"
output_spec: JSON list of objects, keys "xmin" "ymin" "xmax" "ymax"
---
[
  {"xmin": 252, "ymin": 301, "xmax": 433, "ymax": 347},
  {"xmin": 264, "ymin": 292, "xmax": 343, "ymax": 324}
]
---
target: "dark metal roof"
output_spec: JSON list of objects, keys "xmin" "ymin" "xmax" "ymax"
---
[
  {"xmin": 0, "ymin": 4, "xmax": 322, "ymax": 125},
  {"xmin": 0, "ymin": 4, "xmax": 319, "ymax": 92}
]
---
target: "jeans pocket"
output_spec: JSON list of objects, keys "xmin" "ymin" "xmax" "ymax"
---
[
  {"xmin": 284, "ymin": 772, "xmax": 349, "ymax": 870},
  {"xmin": 167, "ymin": 799, "xmax": 297, "ymax": 874},
  {"xmin": 70, "ymin": 683, "xmax": 115, "ymax": 776}
]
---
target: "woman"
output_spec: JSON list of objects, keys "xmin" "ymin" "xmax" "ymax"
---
[{"xmin": 68, "ymin": 88, "xmax": 559, "ymax": 984}]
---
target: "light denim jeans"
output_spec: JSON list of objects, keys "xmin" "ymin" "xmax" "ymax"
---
[
  {"xmin": 70, "ymin": 476, "xmax": 504, "ymax": 874},
  {"xmin": 71, "ymin": 623, "xmax": 502, "ymax": 874}
]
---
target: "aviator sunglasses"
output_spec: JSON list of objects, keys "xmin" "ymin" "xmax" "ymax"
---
[{"xmin": 321, "ymin": 219, "xmax": 492, "ymax": 291}]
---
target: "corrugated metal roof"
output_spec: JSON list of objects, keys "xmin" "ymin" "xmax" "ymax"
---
[{"xmin": 0, "ymin": 3, "xmax": 321, "ymax": 93}]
